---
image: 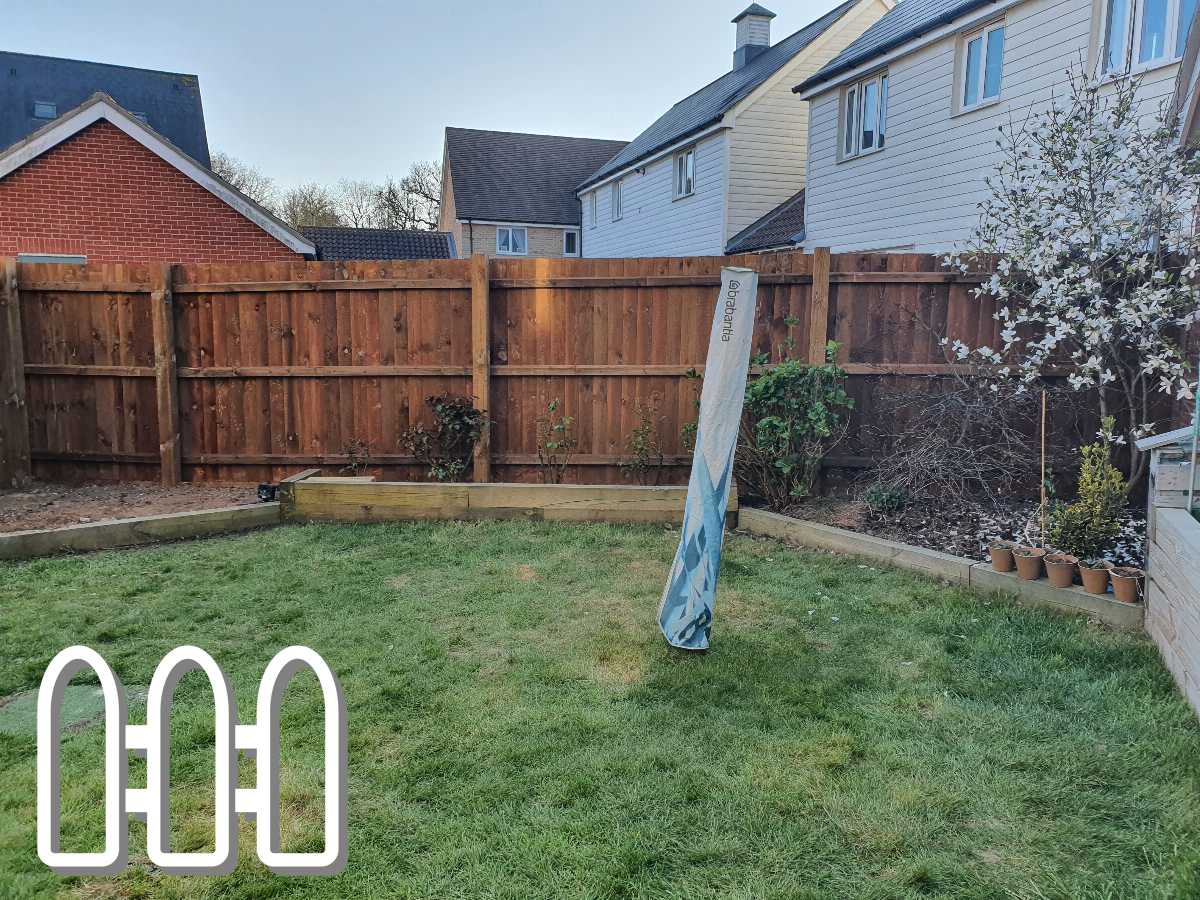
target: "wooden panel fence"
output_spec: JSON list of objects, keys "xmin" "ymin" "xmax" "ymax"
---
[{"xmin": 0, "ymin": 251, "xmax": 1002, "ymax": 487}]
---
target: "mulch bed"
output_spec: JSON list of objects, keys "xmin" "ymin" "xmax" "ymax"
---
[
  {"xmin": 0, "ymin": 481, "xmax": 259, "ymax": 534},
  {"xmin": 781, "ymin": 496, "xmax": 1146, "ymax": 569}
]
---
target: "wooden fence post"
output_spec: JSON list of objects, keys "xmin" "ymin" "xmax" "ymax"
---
[
  {"xmin": 808, "ymin": 247, "xmax": 831, "ymax": 365},
  {"xmin": 0, "ymin": 257, "xmax": 31, "ymax": 488},
  {"xmin": 471, "ymin": 253, "xmax": 492, "ymax": 483},
  {"xmin": 151, "ymin": 263, "xmax": 182, "ymax": 486}
]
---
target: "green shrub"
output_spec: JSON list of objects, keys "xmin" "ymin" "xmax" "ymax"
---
[
  {"xmin": 735, "ymin": 343, "xmax": 854, "ymax": 510},
  {"xmin": 402, "ymin": 395, "xmax": 487, "ymax": 482},
  {"xmin": 1046, "ymin": 422, "xmax": 1127, "ymax": 560},
  {"xmin": 620, "ymin": 402, "xmax": 665, "ymax": 486},
  {"xmin": 864, "ymin": 483, "xmax": 909, "ymax": 514},
  {"xmin": 536, "ymin": 399, "xmax": 578, "ymax": 484}
]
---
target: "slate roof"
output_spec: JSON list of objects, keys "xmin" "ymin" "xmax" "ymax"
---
[
  {"xmin": 797, "ymin": 0, "xmax": 1002, "ymax": 94},
  {"xmin": 301, "ymin": 227, "xmax": 455, "ymax": 260},
  {"xmin": 445, "ymin": 128, "xmax": 629, "ymax": 225},
  {"xmin": 734, "ymin": 4, "xmax": 778, "ymax": 22},
  {"xmin": 725, "ymin": 189, "xmax": 806, "ymax": 254},
  {"xmin": 0, "ymin": 51, "xmax": 210, "ymax": 165},
  {"xmin": 579, "ymin": 0, "xmax": 860, "ymax": 191}
]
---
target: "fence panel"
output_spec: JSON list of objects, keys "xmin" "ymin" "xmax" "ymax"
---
[{"xmin": 10, "ymin": 251, "xmax": 1017, "ymax": 486}]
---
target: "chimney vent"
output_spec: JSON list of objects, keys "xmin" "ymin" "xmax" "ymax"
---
[{"xmin": 732, "ymin": 4, "xmax": 776, "ymax": 69}]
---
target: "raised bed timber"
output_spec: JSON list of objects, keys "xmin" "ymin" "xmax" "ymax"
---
[
  {"xmin": 0, "ymin": 503, "xmax": 281, "ymax": 561},
  {"xmin": 279, "ymin": 474, "xmax": 736, "ymax": 526},
  {"xmin": 738, "ymin": 508, "xmax": 1143, "ymax": 631},
  {"xmin": 1145, "ymin": 508, "xmax": 1200, "ymax": 714}
]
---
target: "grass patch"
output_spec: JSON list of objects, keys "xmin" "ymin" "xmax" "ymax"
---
[{"xmin": 1, "ymin": 520, "xmax": 1198, "ymax": 898}]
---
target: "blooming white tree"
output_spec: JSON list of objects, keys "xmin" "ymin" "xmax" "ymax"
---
[{"xmin": 946, "ymin": 68, "xmax": 1200, "ymax": 484}]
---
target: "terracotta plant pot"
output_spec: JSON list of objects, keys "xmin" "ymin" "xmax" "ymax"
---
[
  {"xmin": 1079, "ymin": 563, "xmax": 1111, "ymax": 595},
  {"xmin": 1012, "ymin": 546, "xmax": 1046, "ymax": 581},
  {"xmin": 1109, "ymin": 567, "xmax": 1145, "ymax": 604},
  {"xmin": 1044, "ymin": 553, "xmax": 1079, "ymax": 589},
  {"xmin": 988, "ymin": 540, "xmax": 1015, "ymax": 572}
]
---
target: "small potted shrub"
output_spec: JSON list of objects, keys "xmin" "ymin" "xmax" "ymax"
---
[
  {"xmin": 987, "ymin": 539, "xmax": 1015, "ymax": 572},
  {"xmin": 1044, "ymin": 553, "xmax": 1079, "ymax": 588},
  {"xmin": 1079, "ymin": 558, "xmax": 1112, "ymax": 595},
  {"xmin": 1108, "ymin": 566, "xmax": 1145, "ymax": 604},
  {"xmin": 1045, "ymin": 427, "xmax": 1127, "ymax": 593},
  {"xmin": 1012, "ymin": 546, "xmax": 1046, "ymax": 581}
]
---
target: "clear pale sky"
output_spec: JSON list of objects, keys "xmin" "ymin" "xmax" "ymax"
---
[{"xmin": 4, "ymin": 0, "xmax": 844, "ymax": 188}]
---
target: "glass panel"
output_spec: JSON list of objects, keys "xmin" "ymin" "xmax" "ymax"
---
[
  {"xmin": 685, "ymin": 151, "xmax": 695, "ymax": 193},
  {"xmin": 676, "ymin": 156, "xmax": 686, "ymax": 194},
  {"xmin": 612, "ymin": 183, "xmax": 621, "ymax": 218},
  {"xmin": 564, "ymin": 232, "xmax": 577, "ymax": 255},
  {"xmin": 1104, "ymin": 0, "xmax": 1131, "ymax": 71},
  {"xmin": 984, "ymin": 27, "xmax": 1005, "ymax": 97},
  {"xmin": 497, "ymin": 229, "xmax": 510, "ymax": 253},
  {"xmin": 878, "ymin": 75, "xmax": 888, "ymax": 148},
  {"xmin": 511, "ymin": 229, "xmax": 527, "ymax": 254},
  {"xmin": 861, "ymin": 79, "xmax": 878, "ymax": 150},
  {"xmin": 1179, "ymin": 0, "xmax": 1197, "ymax": 55},
  {"xmin": 844, "ymin": 87, "xmax": 858, "ymax": 155},
  {"xmin": 963, "ymin": 36, "xmax": 982, "ymax": 106},
  {"xmin": 1139, "ymin": 0, "xmax": 1168, "ymax": 61}
]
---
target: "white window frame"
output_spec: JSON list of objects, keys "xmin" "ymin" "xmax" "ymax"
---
[
  {"xmin": 589, "ymin": 192, "xmax": 598, "ymax": 228},
  {"xmin": 673, "ymin": 146, "xmax": 696, "ymax": 199},
  {"xmin": 495, "ymin": 226, "xmax": 528, "ymax": 256},
  {"xmin": 1102, "ymin": 0, "xmax": 1190, "ymax": 74},
  {"xmin": 562, "ymin": 229, "xmax": 580, "ymax": 257},
  {"xmin": 16, "ymin": 252, "xmax": 86, "ymax": 265},
  {"xmin": 611, "ymin": 180, "xmax": 623, "ymax": 221},
  {"xmin": 840, "ymin": 71, "xmax": 888, "ymax": 160},
  {"xmin": 958, "ymin": 21, "xmax": 1006, "ymax": 112}
]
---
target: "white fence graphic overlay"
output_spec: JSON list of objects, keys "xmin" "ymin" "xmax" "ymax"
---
[{"xmin": 37, "ymin": 645, "xmax": 347, "ymax": 876}]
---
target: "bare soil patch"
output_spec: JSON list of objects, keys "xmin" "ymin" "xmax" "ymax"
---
[{"xmin": 0, "ymin": 481, "xmax": 258, "ymax": 534}]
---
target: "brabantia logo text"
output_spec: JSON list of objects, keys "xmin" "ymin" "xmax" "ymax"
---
[{"xmin": 37, "ymin": 645, "xmax": 347, "ymax": 876}]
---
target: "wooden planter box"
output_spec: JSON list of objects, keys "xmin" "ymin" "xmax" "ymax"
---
[
  {"xmin": 279, "ymin": 474, "xmax": 737, "ymax": 526},
  {"xmin": 1146, "ymin": 508, "xmax": 1200, "ymax": 716}
]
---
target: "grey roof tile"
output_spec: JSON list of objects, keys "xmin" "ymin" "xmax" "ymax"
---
[
  {"xmin": 733, "ymin": 4, "xmax": 777, "ymax": 22},
  {"xmin": 725, "ymin": 189, "xmax": 806, "ymax": 254},
  {"xmin": 445, "ymin": 128, "xmax": 629, "ymax": 225},
  {"xmin": 797, "ymin": 0, "xmax": 1003, "ymax": 94},
  {"xmin": 580, "ymin": 0, "xmax": 859, "ymax": 190},
  {"xmin": 301, "ymin": 227, "xmax": 455, "ymax": 260},
  {"xmin": 0, "ymin": 50, "xmax": 210, "ymax": 165}
]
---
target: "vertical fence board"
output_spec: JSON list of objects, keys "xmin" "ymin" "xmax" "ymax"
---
[
  {"xmin": 151, "ymin": 263, "xmax": 181, "ymax": 486},
  {"xmin": 0, "ymin": 257, "xmax": 31, "ymax": 487}
]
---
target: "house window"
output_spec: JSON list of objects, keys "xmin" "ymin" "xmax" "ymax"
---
[
  {"xmin": 496, "ymin": 226, "xmax": 528, "ymax": 256},
  {"xmin": 589, "ymin": 192, "xmax": 598, "ymax": 227},
  {"xmin": 674, "ymin": 146, "xmax": 696, "ymax": 198},
  {"xmin": 842, "ymin": 72, "xmax": 888, "ymax": 158},
  {"xmin": 563, "ymin": 230, "xmax": 580, "ymax": 256},
  {"xmin": 32, "ymin": 101, "xmax": 56, "ymax": 119},
  {"xmin": 1102, "ymin": 0, "xmax": 1193, "ymax": 72},
  {"xmin": 612, "ymin": 180, "xmax": 623, "ymax": 221},
  {"xmin": 961, "ymin": 22, "xmax": 1005, "ymax": 110}
]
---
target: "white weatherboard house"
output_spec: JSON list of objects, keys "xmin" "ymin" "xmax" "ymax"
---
[
  {"xmin": 793, "ymin": 0, "xmax": 1196, "ymax": 253},
  {"xmin": 576, "ymin": 0, "xmax": 893, "ymax": 258}
]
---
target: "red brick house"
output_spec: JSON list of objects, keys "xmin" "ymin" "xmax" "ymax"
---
[{"xmin": 0, "ymin": 93, "xmax": 315, "ymax": 263}]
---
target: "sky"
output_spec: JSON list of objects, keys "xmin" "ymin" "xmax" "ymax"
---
[{"xmin": 4, "ymin": 0, "xmax": 846, "ymax": 188}]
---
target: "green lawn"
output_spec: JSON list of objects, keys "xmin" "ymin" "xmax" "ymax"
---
[{"xmin": 1, "ymin": 521, "xmax": 1199, "ymax": 899}]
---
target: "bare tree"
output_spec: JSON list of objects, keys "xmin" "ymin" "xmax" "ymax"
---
[
  {"xmin": 278, "ymin": 183, "xmax": 343, "ymax": 228},
  {"xmin": 210, "ymin": 150, "xmax": 278, "ymax": 210},
  {"xmin": 374, "ymin": 161, "xmax": 441, "ymax": 231},
  {"xmin": 336, "ymin": 179, "xmax": 383, "ymax": 228}
]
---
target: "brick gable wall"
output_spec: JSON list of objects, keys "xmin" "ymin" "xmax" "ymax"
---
[{"xmin": 0, "ymin": 121, "xmax": 303, "ymax": 263}]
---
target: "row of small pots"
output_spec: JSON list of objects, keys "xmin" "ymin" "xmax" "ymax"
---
[{"xmin": 987, "ymin": 541, "xmax": 1144, "ymax": 603}]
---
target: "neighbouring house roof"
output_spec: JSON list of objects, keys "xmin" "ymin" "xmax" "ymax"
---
[
  {"xmin": 725, "ymin": 188, "xmax": 806, "ymax": 253},
  {"xmin": 445, "ymin": 128, "xmax": 629, "ymax": 226},
  {"xmin": 579, "ymin": 0, "xmax": 860, "ymax": 191},
  {"xmin": 734, "ymin": 4, "xmax": 778, "ymax": 22},
  {"xmin": 797, "ymin": 0, "xmax": 1000, "ymax": 94},
  {"xmin": 301, "ymin": 226, "xmax": 455, "ymax": 260},
  {"xmin": 1172, "ymin": 8, "xmax": 1200, "ymax": 146},
  {"xmin": 0, "ymin": 50, "xmax": 211, "ymax": 165},
  {"xmin": 0, "ymin": 93, "xmax": 315, "ymax": 255}
]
